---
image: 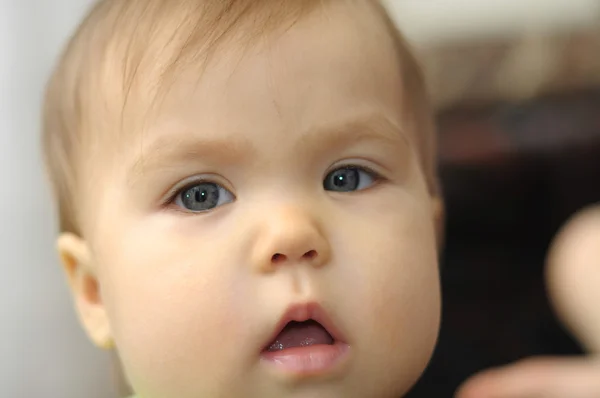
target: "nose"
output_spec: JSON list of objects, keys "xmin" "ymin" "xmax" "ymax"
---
[{"xmin": 251, "ymin": 205, "xmax": 331, "ymax": 273}]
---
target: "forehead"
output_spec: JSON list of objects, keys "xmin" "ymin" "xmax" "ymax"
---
[
  {"xmin": 137, "ymin": 2, "xmax": 405, "ymax": 143},
  {"xmin": 91, "ymin": 1, "xmax": 412, "ymax": 178}
]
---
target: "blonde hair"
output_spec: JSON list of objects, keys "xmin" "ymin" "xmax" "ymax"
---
[{"xmin": 42, "ymin": 0, "xmax": 437, "ymax": 236}]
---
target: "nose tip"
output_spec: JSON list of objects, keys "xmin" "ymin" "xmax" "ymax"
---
[{"xmin": 251, "ymin": 206, "xmax": 331, "ymax": 273}]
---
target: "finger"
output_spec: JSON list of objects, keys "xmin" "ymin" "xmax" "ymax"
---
[
  {"xmin": 456, "ymin": 357, "xmax": 600, "ymax": 398},
  {"xmin": 546, "ymin": 205, "xmax": 600, "ymax": 353}
]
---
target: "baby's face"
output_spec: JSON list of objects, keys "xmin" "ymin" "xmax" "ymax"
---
[{"xmin": 83, "ymin": 2, "xmax": 440, "ymax": 397}]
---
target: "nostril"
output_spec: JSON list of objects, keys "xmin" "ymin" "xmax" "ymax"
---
[
  {"xmin": 272, "ymin": 253, "xmax": 287, "ymax": 263},
  {"xmin": 303, "ymin": 250, "xmax": 318, "ymax": 260},
  {"xmin": 271, "ymin": 250, "xmax": 317, "ymax": 264}
]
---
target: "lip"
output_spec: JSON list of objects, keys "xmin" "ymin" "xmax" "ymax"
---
[{"xmin": 260, "ymin": 302, "xmax": 350, "ymax": 378}]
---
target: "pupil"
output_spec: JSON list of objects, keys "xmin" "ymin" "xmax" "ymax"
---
[
  {"xmin": 324, "ymin": 168, "xmax": 359, "ymax": 192},
  {"xmin": 195, "ymin": 189, "xmax": 208, "ymax": 203},
  {"xmin": 181, "ymin": 183, "xmax": 220, "ymax": 212},
  {"xmin": 334, "ymin": 174, "xmax": 346, "ymax": 187}
]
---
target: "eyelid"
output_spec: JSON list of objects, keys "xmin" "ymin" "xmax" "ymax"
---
[
  {"xmin": 325, "ymin": 162, "xmax": 386, "ymax": 181},
  {"xmin": 162, "ymin": 175, "xmax": 235, "ymax": 206}
]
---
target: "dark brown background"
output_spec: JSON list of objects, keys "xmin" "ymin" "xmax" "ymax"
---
[{"xmin": 407, "ymin": 87, "xmax": 600, "ymax": 397}]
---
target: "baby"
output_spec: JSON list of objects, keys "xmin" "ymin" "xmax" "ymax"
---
[{"xmin": 42, "ymin": 0, "xmax": 443, "ymax": 397}]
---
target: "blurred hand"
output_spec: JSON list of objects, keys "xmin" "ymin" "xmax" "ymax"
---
[{"xmin": 456, "ymin": 205, "xmax": 600, "ymax": 398}]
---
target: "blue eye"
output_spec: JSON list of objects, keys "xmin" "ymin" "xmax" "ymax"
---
[
  {"xmin": 174, "ymin": 182, "xmax": 234, "ymax": 212},
  {"xmin": 323, "ymin": 166, "xmax": 378, "ymax": 192}
]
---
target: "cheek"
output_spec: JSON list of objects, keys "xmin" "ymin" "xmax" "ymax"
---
[
  {"xmin": 352, "ymin": 217, "xmax": 440, "ymax": 336},
  {"xmin": 332, "ymin": 190, "xmax": 440, "ymax": 382},
  {"xmin": 333, "ymin": 187, "xmax": 440, "ymax": 315},
  {"xmin": 95, "ymin": 225, "xmax": 249, "ymax": 395}
]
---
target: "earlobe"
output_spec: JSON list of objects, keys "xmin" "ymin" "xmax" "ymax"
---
[{"xmin": 57, "ymin": 233, "xmax": 114, "ymax": 350}]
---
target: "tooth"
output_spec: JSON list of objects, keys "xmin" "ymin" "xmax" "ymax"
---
[
  {"xmin": 268, "ymin": 341, "xmax": 284, "ymax": 352},
  {"xmin": 301, "ymin": 338, "xmax": 317, "ymax": 347}
]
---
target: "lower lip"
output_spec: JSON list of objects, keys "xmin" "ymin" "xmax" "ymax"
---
[{"xmin": 261, "ymin": 342, "xmax": 350, "ymax": 377}]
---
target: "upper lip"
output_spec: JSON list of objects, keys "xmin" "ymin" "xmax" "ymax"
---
[{"xmin": 262, "ymin": 302, "xmax": 347, "ymax": 351}]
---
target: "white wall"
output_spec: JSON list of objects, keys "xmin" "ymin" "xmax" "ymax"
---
[
  {"xmin": 0, "ymin": 1, "xmax": 598, "ymax": 398},
  {"xmin": 386, "ymin": 0, "xmax": 600, "ymax": 44},
  {"xmin": 0, "ymin": 1, "xmax": 114, "ymax": 397}
]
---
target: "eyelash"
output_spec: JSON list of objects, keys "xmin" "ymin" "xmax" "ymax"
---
[
  {"xmin": 334, "ymin": 164, "xmax": 383, "ymax": 181},
  {"xmin": 163, "ymin": 178, "xmax": 219, "ymax": 207},
  {"xmin": 327, "ymin": 163, "xmax": 385, "ymax": 188},
  {"xmin": 163, "ymin": 164, "xmax": 385, "ymax": 207}
]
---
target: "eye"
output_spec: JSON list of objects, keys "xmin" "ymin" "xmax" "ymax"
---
[
  {"xmin": 173, "ymin": 182, "xmax": 234, "ymax": 212},
  {"xmin": 323, "ymin": 166, "xmax": 379, "ymax": 192}
]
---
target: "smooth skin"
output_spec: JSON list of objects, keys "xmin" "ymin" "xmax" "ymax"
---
[{"xmin": 57, "ymin": 2, "xmax": 442, "ymax": 398}]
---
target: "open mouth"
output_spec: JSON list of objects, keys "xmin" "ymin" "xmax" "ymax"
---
[
  {"xmin": 260, "ymin": 303, "xmax": 350, "ymax": 377},
  {"xmin": 265, "ymin": 319, "xmax": 334, "ymax": 352}
]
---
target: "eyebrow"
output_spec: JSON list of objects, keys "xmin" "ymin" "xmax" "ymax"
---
[
  {"xmin": 128, "ymin": 132, "xmax": 254, "ymax": 182},
  {"xmin": 128, "ymin": 112, "xmax": 409, "ymax": 183},
  {"xmin": 299, "ymin": 112, "xmax": 411, "ymax": 154}
]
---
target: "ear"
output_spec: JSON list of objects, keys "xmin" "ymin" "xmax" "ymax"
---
[
  {"xmin": 431, "ymin": 196, "xmax": 445, "ymax": 251},
  {"xmin": 57, "ymin": 233, "xmax": 113, "ymax": 350}
]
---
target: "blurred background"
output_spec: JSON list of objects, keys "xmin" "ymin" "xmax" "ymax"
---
[
  {"xmin": 0, "ymin": 1, "xmax": 599, "ymax": 397},
  {"xmin": 396, "ymin": 1, "xmax": 600, "ymax": 396}
]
